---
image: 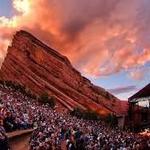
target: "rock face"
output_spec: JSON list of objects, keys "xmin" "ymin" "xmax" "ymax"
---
[{"xmin": 0, "ymin": 30, "xmax": 127, "ymax": 115}]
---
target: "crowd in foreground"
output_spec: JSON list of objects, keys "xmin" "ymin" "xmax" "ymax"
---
[{"xmin": 0, "ymin": 84, "xmax": 149, "ymax": 150}]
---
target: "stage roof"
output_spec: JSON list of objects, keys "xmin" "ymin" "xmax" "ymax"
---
[{"xmin": 129, "ymin": 83, "xmax": 150, "ymax": 102}]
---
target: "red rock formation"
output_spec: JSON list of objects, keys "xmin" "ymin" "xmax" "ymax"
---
[{"xmin": 0, "ymin": 30, "xmax": 127, "ymax": 116}]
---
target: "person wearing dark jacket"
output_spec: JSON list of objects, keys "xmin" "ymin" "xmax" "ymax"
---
[
  {"xmin": 0, "ymin": 119, "xmax": 10, "ymax": 150},
  {"xmin": 3, "ymin": 112, "xmax": 16, "ymax": 132}
]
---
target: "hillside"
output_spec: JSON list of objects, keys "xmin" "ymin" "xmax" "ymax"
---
[{"xmin": 0, "ymin": 30, "xmax": 127, "ymax": 116}]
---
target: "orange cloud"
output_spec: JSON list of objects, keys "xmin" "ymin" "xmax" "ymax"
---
[
  {"xmin": 129, "ymin": 70, "xmax": 145, "ymax": 80},
  {"xmin": 0, "ymin": 0, "xmax": 150, "ymax": 78},
  {"xmin": 129, "ymin": 66, "xmax": 150, "ymax": 80}
]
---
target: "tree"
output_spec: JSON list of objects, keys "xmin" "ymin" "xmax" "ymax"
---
[
  {"xmin": 39, "ymin": 92, "xmax": 56, "ymax": 108},
  {"xmin": 106, "ymin": 114, "xmax": 118, "ymax": 127},
  {"xmin": 49, "ymin": 96, "xmax": 56, "ymax": 108},
  {"xmin": 39, "ymin": 92, "xmax": 49, "ymax": 103}
]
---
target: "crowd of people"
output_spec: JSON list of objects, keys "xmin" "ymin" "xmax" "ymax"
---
[{"xmin": 0, "ymin": 84, "xmax": 149, "ymax": 150}]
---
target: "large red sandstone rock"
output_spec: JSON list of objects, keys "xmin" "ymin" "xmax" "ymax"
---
[{"xmin": 0, "ymin": 30, "xmax": 128, "ymax": 116}]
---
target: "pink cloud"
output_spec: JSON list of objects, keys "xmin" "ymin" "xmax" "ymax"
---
[{"xmin": 0, "ymin": 0, "xmax": 150, "ymax": 78}]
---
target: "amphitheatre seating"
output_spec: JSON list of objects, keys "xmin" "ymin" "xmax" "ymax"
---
[{"xmin": 0, "ymin": 84, "xmax": 149, "ymax": 150}]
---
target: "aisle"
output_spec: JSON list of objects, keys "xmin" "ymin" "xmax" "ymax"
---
[{"xmin": 7, "ymin": 129, "xmax": 33, "ymax": 150}]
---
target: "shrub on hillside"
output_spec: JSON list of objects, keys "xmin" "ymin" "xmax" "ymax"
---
[
  {"xmin": 0, "ymin": 80, "xmax": 37, "ymax": 99},
  {"xmin": 39, "ymin": 92, "xmax": 56, "ymax": 108},
  {"xmin": 70, "ymin": 107, "xmax": 100, "ymax": 120},
  {"xmin": 105, "ymin": 114, "xmax": 118, "ymax": 127}
]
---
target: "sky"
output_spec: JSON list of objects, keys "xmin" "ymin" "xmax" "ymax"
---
[{"xmin": 0, "ymin": 0, "xmax": 150, "ymax": 100}]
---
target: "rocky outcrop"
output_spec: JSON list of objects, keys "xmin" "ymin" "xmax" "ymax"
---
[{"xmin": 0, "ymin": 30, "xmax": 127, "ymax": 115}]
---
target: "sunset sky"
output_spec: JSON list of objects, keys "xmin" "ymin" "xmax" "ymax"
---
[{"xmin": 0, "ymin": 0, "xmax": 150, "ymax": 100}]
